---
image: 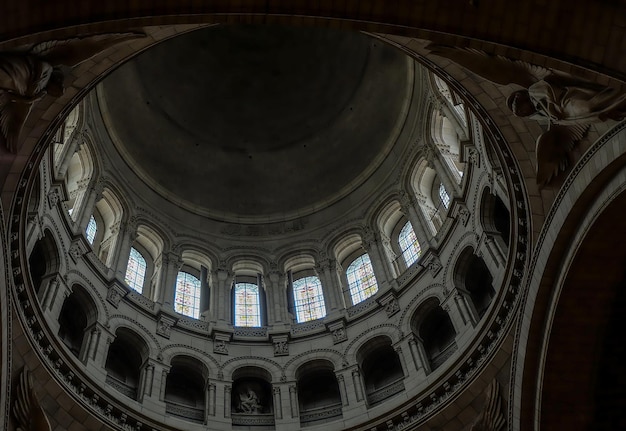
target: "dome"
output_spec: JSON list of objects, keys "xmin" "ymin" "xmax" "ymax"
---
[
  {"xmin": 5, "ymin": 7, "xmax": 625, "ymax": 431},
  {"xmin": 14, "ymin": 23, "xmax": 521, "ymax": 431},
  {"xmin": 99, "ymin": 25, "xmax": 413, "ymax": 222}
]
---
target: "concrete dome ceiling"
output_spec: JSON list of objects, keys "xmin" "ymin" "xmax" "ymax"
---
[{"xmin": 99, "ymin": 25, "xmax": 412, "ymax": 222}]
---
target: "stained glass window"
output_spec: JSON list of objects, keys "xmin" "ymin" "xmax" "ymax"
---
[
  {"xmin": 439, "ymin": 183, "xmax": 450, "ymax": 209},
  {"xmin": 346, "ymin": 254, "xmax": 378, "ymax": 305},
  {"xmin": 399, "ymin": 221, "xmax": 421, "ymax": 267},
  {"xmin": 85, "ymin": 215, "xmax": 97, "ymax": 244},
  {"xmin": 175, "ymin": 272, "xmax": 201, "ymax": 319},
  {"xmin": 293, "ymin": 276, "xmax": 326, "ymax": 323},
  {"xmin": 234, "ymin": 282, "xmax": 261, "ymax": 327},
  {"xmin": 125, "ymin": 247, "xmax": 146, "ymax": 293}
]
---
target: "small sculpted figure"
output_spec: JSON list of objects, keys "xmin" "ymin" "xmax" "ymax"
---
[
  {"xmin": 427, "ymin": 44, "xmax": 626, "ymax": 187},
  {"xmin": 0, "ymin": 33, "xmax": 143, "ymax": 153},
  {"xmin": 238, "ymin": 388, "xmax": 262, "ymax": 413}
]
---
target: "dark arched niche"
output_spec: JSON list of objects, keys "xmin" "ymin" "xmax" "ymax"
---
[
  {"xmin": 231, "ymin": 366, "xmax": 273, "ymax": 416},
  {"xmin": 454, "ymin": 246, "xmax": 495, "ymax": 318},
  {"xmin": 104, "ymin": 327, "xmax": 149, "ymax": 400},
  {"xmin": 480, "ymin": 187, "xmax": 510, "ymax": 247},
  {"xmin": 28, "ymin": 229, "xmax": 61, "ymax": 295},
  {"xmin": 357, "ymin": 336, "xmax": 404, "ymax": 405},
  {"xmin": 58, "ymin": 284, "xmax": 97, "ymax": 359},
  {"xmin": 164, "ymin": 355, "xmax": 207, "ymax": 423},
  {"xmin": 412, "ymin": 298, "xmax": 457, "ymax": 370},
  {"xmin": 296, "ymin": 359, "xmax": 342, "ymax": 425}
]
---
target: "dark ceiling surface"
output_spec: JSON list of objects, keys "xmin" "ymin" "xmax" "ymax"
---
[{"xmin": 100, "ymin": 25, "xmax": 411, "ymax": 221}]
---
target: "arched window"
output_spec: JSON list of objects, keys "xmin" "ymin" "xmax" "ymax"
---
[
  {"xmin": 85, "ymin": 215, "xmax": 97, "ymax": 244},
  {"xmin": 398, "ymin": 221, "xmax": 421, "ymax": 267},
  {"xmin": 234, "ymin": 282, "xmax": 261, "ymax": 327},
  {"xmin": 293, "ymin": 276, "xmax": 326, "ymax": 323},
  {"xmin": 175, "ymin": 272, "xmax": 201, "ymax": 319},
  {"xmin": 125, "ymin": 247, "xmax": 146, "ymax": 293},
  {"xmin": 439, "ymin": 182, "xmax": 450, "ymax": 209},
  {"xmin": 346, "ymin": 254, "xmax": 378, "ymax": 305}
]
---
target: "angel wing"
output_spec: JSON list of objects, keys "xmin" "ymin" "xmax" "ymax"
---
[
  {"xmin": 470, "ymin": 380, "xmax": 506, "ymax": 431},
  {"xmin": 13, "ymin": 367, "xmax": 52, "ymax": 431},
  {"xmin": 30, "ymin": 32, "xmax": 144, "ymax": 68},
  {"xmin": 426, "ymin": 43, "xmax": 551, "ymax": 88},
  {"xmin": 536, "ymin": 123, "xmax": 589, "ymax": 188},
  {"xmin": 0, "ymin": 92, "xmax": 35, "ymax": 153}
]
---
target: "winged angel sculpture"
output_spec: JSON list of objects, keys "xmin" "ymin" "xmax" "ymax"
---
[
  {"xmin": 427, "ymin": 44, "xmax": 626, "ymax": 187},
  {"xmin": 0, "ymin": 33, "xmax": 143, "ymax": 153},
  {"xmin": 13, "ymin": 367, "xmax": 51, "ymax": 431}
]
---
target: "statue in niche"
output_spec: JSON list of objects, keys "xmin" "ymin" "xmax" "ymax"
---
[
  {"xmin": 0, "ymin": 32, "xmax": 143, "ymax": 153},
  {"xmin": 13, "ymin": 367, "xmax": 51, "ymax": 431},
  {"xmin": 427, "ymin": 44, "xmax": 626, "ymax": 187},
  {"xmin": 237, "ymin": 387, "xmax": 263, "ymax": 414}
]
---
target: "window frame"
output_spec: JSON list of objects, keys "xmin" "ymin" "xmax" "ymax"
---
[
  {"xmin": 397, "ymin": 220, "xmax": 421, "ymax": 268},
  {"xmin": 125, "ymin": 246, "xmax": 148, "ymax": 294},
  {"xmin": 85, "ymin": 215, "xmax": 97, "ymax": 245},
  {"xmin": 345, "ymin": 253, "xmax": 379, "ymax": 305},
  {"xmin": 292, "ymin": 274, "xmax": 327, "ymax": 323},
  {"xmin": 233, "ymin": 275, "xmax": 263, "ymax": 327},
  {"xmin": 439, "ymin": 182, "xmax": 451, "ymax": 210},
  {"xmin": 174, "ymin": 270, "xmax": 202, "ymax": 319}
]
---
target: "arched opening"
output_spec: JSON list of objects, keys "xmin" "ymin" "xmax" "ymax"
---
[
  {"xmin": 164, "ymin": 356, "xmax": 207, "ymax": 423},
  {"xmin": 93, "ymin": 188, "xmax": 124, "ymax": 266},
  {"xmin": 284, "ymin": 254, "xmax": 328, "ymax": 323},
  {"xmin": 128, "ymin": 224, "xmax": 163, "ymax": 300},
  {"xmin": 104, "ymin": 328, "xmax": 148, "ymax": 400},
  {"xmin": 178, "ymin": 249, "xmax": 213, "ymax": 318},
  {"xmin": 231, "ymin": 366, "xmax": 274, "ymax": 427},
  {"xmin": 412, "ymin": 298, "xmax": 457, "ymax": 371},
  {"xmin": 28, "ymin": 230, "xmax": 61, "ymax": 296},
  {"xmin": 536, "ymin": 188, "xmax": 626, "ymax": 431},
  {"xmin": 410, "ymin": 159, "xmax": 445, "ymax": 234},
  {"xmin": 231, "ymin": 261, "xmax": 268, "ymax": 327},
  {"xmin": 455, "ymin": 247, "xmax": 496, "ymax": 318},
  {"xmin": 57, "ymin": 285, "xmax": 97, "ymax": 360},
  {"xmin": 63, "ymin": 144, "xmax": 95, "ymax": 220},
  {"xmin": 357, "ymin": 336, "xmax": 405, "ymax": 405},
  {"xmin": 296, "ymin": 360, "xmax": 342, "ymax": 425},
  {"xmin": 345, "ymin": 253, "xmax": 378, "ymax": 305},
  {"xmin": 480, "ymin": 188, "xmax": 511, "ymax": 248}
]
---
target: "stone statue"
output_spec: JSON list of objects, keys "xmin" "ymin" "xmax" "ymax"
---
[
  {"xmin": 427, "ymin": 44, "xmax": 626, "ymax": 187},
  {"xmin": 13, "ymin": 367, "xmax": 51, "ymax": 431},
  {"xmin": 237, "ymin": 387, "xmax": 262, "ymax": 413},
  {"xmin": 0, "ymin": 32, "xmax": 143, "ymax": 153},
  {"xmin": 470, "ymin": 380, "xmax": 506, "ymax": 431}
]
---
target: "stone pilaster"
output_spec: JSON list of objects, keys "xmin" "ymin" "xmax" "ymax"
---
[
  {"xmin": 315, "ymin": 252, "xmax": 343, "ymax": 312},
  {"xmin": 155, "ymin": 250, "xmax": 183, "ymax": 308}
]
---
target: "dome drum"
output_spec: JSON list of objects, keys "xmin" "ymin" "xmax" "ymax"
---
[{"xmin": 9, "ymin": 25, "xmax": 529, "ymax": 431}]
